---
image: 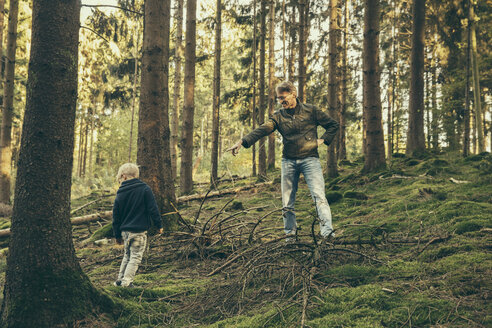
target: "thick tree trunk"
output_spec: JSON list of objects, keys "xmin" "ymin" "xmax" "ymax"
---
[
  {"xmin": 327, "ymin": 0, "xmax": 341, "ymax": 178},
  {"xmin": 297, "ymin": 0, "xmax": 306, "ymax": 102},
  {"xmin": 0, "ymin": 0, "xmax": 4, "ymax": 80},
  {"xmin": 137, "ymin": 0, "xmax": 177, "ymax": 229},
  {"xmin": 267, "ymin": 0, "xmax": 275, "ymax": 170},
  {"xmin": 0, "ymin": 1, "xmax": 112, "ymax": 326},
  {"xmin": 362, "ymin": 0, "xmax": 386, "ymax": 172},
  {"xmin": 210, "ymin": 0, "xmax": 221, "ymax": 186},
  {"xmin": 171, "ymin": 0, "xmax": 184, "ymax": 180},
  {"xmin": 406, "ymin": 0, "xmax": 426, "ymax": 156},
  {"xmin": 469, "ymin": 0, "xmax": 484, "ymax": 153},
  {"xmin": 0, "ymin": 0, "xmax": 19, "ymax": 204},
  {"xmin": 258, "ymin": 0, "xmax": 267, "ymax": 179},
  {"xmin": 180, "ymin": 0, "xmax": 197, "ymax": 194}
]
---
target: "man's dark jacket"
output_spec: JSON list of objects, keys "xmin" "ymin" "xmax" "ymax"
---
[
  {"xmin": 242, "ymin": 100, "xmax": 339, "ymax": 159},
  {"xmin": 112, "ymin": 178, "xmax": 162, "ymax": 239}
]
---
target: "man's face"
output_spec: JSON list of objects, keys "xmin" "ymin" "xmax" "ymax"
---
[{"xmin": 276, "ymin": 91, "xmax": 297, "ymax": 109}]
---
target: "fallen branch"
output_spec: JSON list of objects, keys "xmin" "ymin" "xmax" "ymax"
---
[
  {"xmin": 0, "ymin": 211, "xmax": 112, "ymax": 238},
  {"xmin": 177, "ymin": 181, "xmax": 273, "ymax": 204}
]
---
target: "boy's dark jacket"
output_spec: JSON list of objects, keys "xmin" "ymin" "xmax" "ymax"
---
[{"xmin": 112, "ymin": 178, "xmax": 162, "ymax": 239}]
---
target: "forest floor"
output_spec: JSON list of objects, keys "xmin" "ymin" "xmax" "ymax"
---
[{"xmin": 0, "ymin": 152, "xmax": 491, "ymax": 327}]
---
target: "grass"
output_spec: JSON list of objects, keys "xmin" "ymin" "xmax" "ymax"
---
[{"xmin": 1, "ymin": 151, "xmax": 490, "ymax": 327}]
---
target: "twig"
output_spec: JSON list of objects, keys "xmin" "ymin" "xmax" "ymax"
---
[{"xmin": 193, "ymin": 189, "xmax": 213, "ymax": 225}]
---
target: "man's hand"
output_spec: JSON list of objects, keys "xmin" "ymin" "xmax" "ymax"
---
[
  {"xmin": 226, "ymin": 140, "xmax": 243, "ymax": 156},
  {"xmin": 158, "ymin": 228, "xmax": 164, "ymax": 234},
  {"xmin": 317, "ymin": 139, "xmax": 325, "ymax": 146},
  {"xmin": 116, "ymin": 238, "xmax": 123, "ymax": 245}
]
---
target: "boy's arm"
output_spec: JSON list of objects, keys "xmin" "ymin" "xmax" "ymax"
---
[
  {"xmin": 315, "ymin": 107, "xmax": 339, "ymax": 146},
  {"xmin": 112, "ymin": 198, "xmax": 122, "ymax": 241},
  {"xmin": 144, "ymin": 186, "xmax": 163, "ymax": 231}
]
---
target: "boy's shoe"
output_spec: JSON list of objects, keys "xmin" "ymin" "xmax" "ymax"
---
[
  {"xmin": 113, "ymin": 280, "xmax": 122, "ymax": 287},
  {"xmin": 285, "ymin": 233, "xmax": 296, "ymax": 243}
]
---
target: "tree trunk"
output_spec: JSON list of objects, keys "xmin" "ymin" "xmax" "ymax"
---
[
  {"xmin": 0, "ymin": 0, "xmax": 19, "ymax": 204},
  {"xmin": 0, "ymin": 0, "xmax": 5, "ymax": 80},
  {"xmin": 431, "ymin": 39, "xmax": 439, "ymax": 151},
  {"xmin": 463, "ymin": 15, "xmax": 471, "ymax": 157},
  {"xmin": 0, "ymin": 1, "xmax": 112, "ymax": 326},
  {"xmin": 362, "ymin": 0, "xmax": 386, "ymax": 172},
  {"xmin": 137, "ymin": 0, "xmax": 177, "ymax": 229},
  {"xmin": 171, "ymin": 0, "xmax": 184, "ymax": 180},
  {"xmin": 406, "ymin": 0, "xmax": 426, "ymax": 156},
  {"xmin": 252, "ymin": 0, "xmax": 257, "ymax": 177},
  {"xmin": 210, "ymin": 0, "xmax": 222, "ymax": 186},
  {"xmin": 128, "ymin": 35, "xmax": 139, "ymax": 162},
  {"xmin": 258, "ymin": 0, "xmax": 267, "ymax": 179},
  {"xmin": 267, "ymin": 0, "xmax": 275, "ymax": 170},
  {"xmin": 180, "ymin": 0, "xmax": 197, "ymax": 194},
  {"xmin": 298, "ymin": 0, "xmax": 306, "ymax": 102},
  {"xmin": 288, "ymin": 4, "xmax": 296, "ymax": 82},
  {"xmin": 469, "ymin": 0, "xmax": 484, "ymax": 153},
  {"xmin": 338, "ymin": 0, "xmax": 348, "ymax": 161},
  {"xmin": 327, "ymin": 0, "xmax": 341, "ymax": 178},
  {"xmin": 82, "ymin": 115, "xmax": 88, "ymax": 177},
  {"xmin": 282, "ymin": 0, "xmax": 286, "ymax": 79}
]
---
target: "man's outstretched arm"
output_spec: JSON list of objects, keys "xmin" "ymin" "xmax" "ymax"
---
[{"xmin": 227, "ymin": 119, "xmax": 277, "ymax": 156}]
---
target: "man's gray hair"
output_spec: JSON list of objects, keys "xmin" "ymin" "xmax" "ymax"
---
[
  {"xmin": 117, "ymin": 163, "xmax": 139, "ymax": 182},
  {"xmin": 276, "ymin": 81, "xmax": 297, "ymax": 95}
]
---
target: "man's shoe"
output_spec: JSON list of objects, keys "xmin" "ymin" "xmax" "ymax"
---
[{"xmin": 113, "ymin": 280, "xmax": 122, "ymax": 287}]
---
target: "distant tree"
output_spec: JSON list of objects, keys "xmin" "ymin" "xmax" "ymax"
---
[
  {"xmin": 171, "ymin": 0, "xmax": 184, "ymax": 180},
  {"xmin": 298, "ymin": 0, "xmax": 307, "ymax": 102},
  {"xmin": 137, "ymin": 0, "xmax": 177, "ymax": 228},
  {"xmin": 327, "ymin": 0, "xmax": 341, "ymax": 178},
  {"xmin": 267, "ymin": 0, "xmax": 275, "ymax": 170},
  {"xmin": 362, "ymin": 0, "xmax": 386, "ymax": 172},
  {"xmin": 0, "ymin": 1, "xmax": 111, "ymax": 325},
  {"xmin": 252, "ymin": 0, "xmax": 258, "ymax": 177},
  {"xmin": 288, "ymin": 2, "xmax": 296, "ymax": 81},
  {"xmin": 180, "ymin": 0, "xmax": 197, "ymax": 194},
  {"xmin": 338, "ymin": 0, "xmax": 349, "ymax": 161},
  {"xmin": 210, "ymin": 0, "xmax": 222, "ymax": 186},
  {"xmin": 0, "ymin": 0, "xmax": 19, "ymax": 203},
  {"xmin": 469, "ymin": 0, "xmax": 484, "ymax": 153},
  {"xmin": 406, "ymin": 0, "xmax": 426, "ymax": 156},
  {"xmin": 258, "ymin": 0, "xmax": 267, "ymax": 178}
]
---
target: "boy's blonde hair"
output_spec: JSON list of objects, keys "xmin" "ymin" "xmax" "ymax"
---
[{"xmin": 117, "ymin": 163, "xmax": 139, "ymax": 182}]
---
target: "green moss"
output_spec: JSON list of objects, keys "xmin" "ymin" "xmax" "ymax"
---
[
  {"xmin": 90, "ymin": 223, "xmax": 114, "ymax": 241},
  {"xmin": 325, "ymin": 191, "xmax": 343, "ymax": 203},
  {"xmin": 343, "ymin": 191, "xmax": 368, "ymax": 200}
]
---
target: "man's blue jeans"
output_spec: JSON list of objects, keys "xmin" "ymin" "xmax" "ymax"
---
[{"xmin": 281, "ymin": 157, "xmax": 333, "ymax": 237}]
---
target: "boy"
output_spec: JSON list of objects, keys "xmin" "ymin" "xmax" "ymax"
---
[{"xmin": 112, "ymin": 163, "xmax": 163, "ymax": 287}]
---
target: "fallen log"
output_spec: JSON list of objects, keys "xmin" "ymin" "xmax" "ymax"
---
[
  {"xmin": 177, "ymin": 181, "xmax": 274, "ymax": 204},
  {"xmin": 0, "ymin": 210, "xmax": 112, "ymax": 238}
]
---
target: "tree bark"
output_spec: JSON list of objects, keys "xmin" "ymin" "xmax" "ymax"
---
[
  {"xmin": 288, "ymin": 4, "xmax": 296, "ymax": 82},
  {"xmin": 210, "ymin": 0, "xmax": 222, "ymax": 186},
  {"xmin": 469, "ymin": 0, "xmax": 484, "ymax": 153},
  {"xmin": 406, "ymin": 0, "xmax": 426, "ymax": 156},
  {"xmin": 128, "ymin": 35, "xmax": 139, "ymax": 162},
  {"xmin": 282, "ymin": 0, "xmax": 286, "ymax": 79},
  {"xmin": 0, "ymin": 0, "xmax": 5, "ymax": 80},
  {"xmin": 137, "ymin": 0, "xmax": 177, "ymax": 229},
  {"xmin": 258, "ymin": 0, "xmax": 267, "ymax": 179},
  {"xmin": 171, "ymin": 0, "xmax": 184, "ymax": 180},
  {"xmin": 327, "ymin": 0, "xmax": 341, "ymax": 178},
  {"xmin": 252, "ymin": 0, "xmax": 257, "ymax": 177},
  {"xmin": 180, "ymin": 0, "xmax": 197, "ymax": 194},
  {"xmin": 0, "ymin": 1, "xmax": 112, "ymax": 326},
  {"xmin": 362, "ymin": 0, "xmax": 386, "ymax": 172},
  {"xmin": 267, "ymin": 0, "xmax": 275, "ymax": 170},
  {"xmin": 298, "ymin": 0, "xmax": 306, "ymax": 102},
  {"xmin": 338, "ymin": 0, "xmax": 348, "ymax": 161},
  {"xmin": 0, "ymin": 0, "xmax": 19, "ymax": 204}
]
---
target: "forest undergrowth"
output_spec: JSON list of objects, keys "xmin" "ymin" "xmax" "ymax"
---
[{"xmin": 1, "ymin": 151, "xmax": 491, "ymax": 327}]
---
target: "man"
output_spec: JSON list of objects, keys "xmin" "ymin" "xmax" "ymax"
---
[{"xmin": 228, "ymin": 81, "xmax": 339, "ymax": 240}]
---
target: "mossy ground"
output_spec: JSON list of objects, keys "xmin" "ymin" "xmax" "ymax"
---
[{"xmin": 0, "ymin": 152, "xmax": 490, "ymax": 327}]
